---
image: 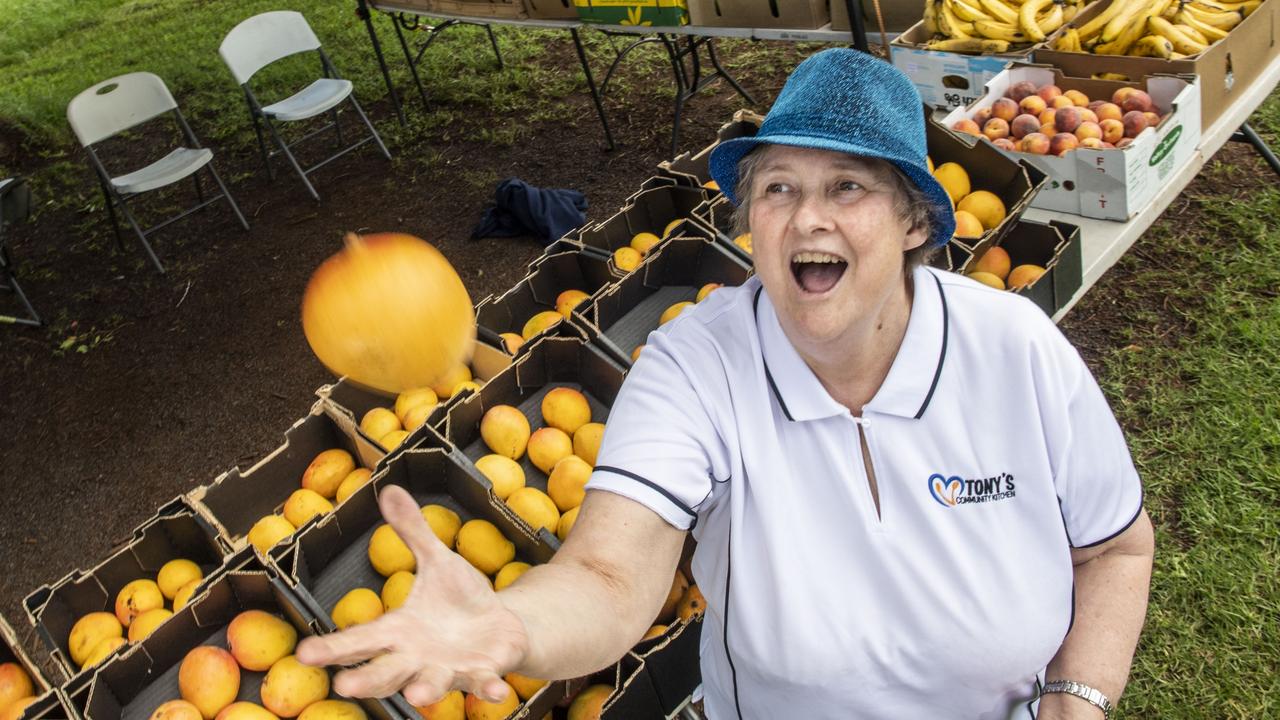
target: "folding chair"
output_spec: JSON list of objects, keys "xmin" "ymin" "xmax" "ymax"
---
[
  {"xmin": 67, "ymin": 72, "xmax": 250, "ymax": 275},
  {"xmin": 220, "ymin": 10, "xmax": 392, "ymax": 202},
  {"xmin": 0, "ymin": 176, "xmax": 41, "ymax": 327}
]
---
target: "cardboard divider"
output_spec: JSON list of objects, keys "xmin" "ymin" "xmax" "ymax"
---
[
  {"xmin": 271, "ymin": 447, "xmax": 564, "ymax": 720},
  {"xmin": 965, "ymin": 218, "xmax": 1084, "ymax": 315},
  {"xmin": 475, "ymin": 249, "xmax": 615, "ymax": 347},
  {"xmin": 443, "ymin": 337, "xmax": 625, "ymax": 499},
  {"xmin": 1035, "ymin": 0, "xmax": 1278, "ymax": 129},
  {"xmin": 687, "ymin": 193, "xmax": 745, "ymax": 264},
  {"xmin": 631, "ymin": 616, "xmax": 702, "ymax": 717},
  {"xmin": 658, "ymin": 110, "xmax": 763, "ymax": 188},
  {"xmin": 575, "ymin": 185, "xmax": 711, "ymax": 260},
  {"xmin": 186, "ymin": 406, "xmax": 385, "ymax": 553},
  {"xmin": 65, "ymin": 551, "xmax": 399, "ymax": 720},
  {"xmin": 577, "ymin": 234, "xmax": 752, "ymax": 366},
  {"xmin": 20, "ymin": 498, "xmax": 230, "ymax": 682},
  {"xmin": 943, "ymin": 63, "xmax": 1201, "ymax": 220},
  {"xmin": 5, "ymin": 691, "xmax": 75, "ymax": 720},
  {"xmin": 687, "ymin": 0, "xmax": 829, "ymax": 29},
  {"xmin": 1, "ymin": 612, "xmax": 55, "ymax": 713},
  {"xmin": 891, "ymin": 20, "xmax": 1042, "ymax": 110},
  {"xmin": 575, "ymin": 652, "xmax": 664, "ymax": 719}
]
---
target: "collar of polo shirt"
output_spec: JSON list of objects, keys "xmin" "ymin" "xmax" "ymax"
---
[{"xmin": 754, "ymin": 264, "xmax": 950, "ymax": 421}]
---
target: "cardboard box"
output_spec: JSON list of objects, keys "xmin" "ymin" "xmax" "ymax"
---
[
  {"xmin": 474, "ymin": 248, "xmax": 612, "ymax": 347},
  {"xmin": 574, "ymin": 0, "xmax": 689, "ymax": 25},
  {"xmin": 943, "ymin": 64, "xmax": 1201, "ymax": 220},
  {"xmin": 66, "ymin": 552, "xmax": 400, "ymax": 720},
  {"xmin": 271, "ymin": 447, "xmax": 566, "ymax": 719},
  {"xmin": 576, "ymin": 185, "xmax": 711, "ymax": 260},
  {"xmin": 579, "ymin": 234, "xmax": 752, "ymax": 365},
  {"xmin": 658, "ymin": 110, "xmax": 763, "ymax": 188},
  {"xmin": 631, "ymin": 616, "xmax": 702, "ymax": 716},
  {"xmin": 186, "ymin": 406, "xmax": 385, "ymax": 553},
  {"xmin": 574, "ymin": 652, "xmax": 665, "ymax": 718},
  {"xmin": 832, "ymin": 0, "xmax": 930, "ymax": 32},
  {"xmin": 1, "ymin": 611, "xmax": 54, "ymax": 707},
  {"xmin": 314, "ymin": 336, "xmax": 513, "ymax": 454},
  {"xmin": 525, "ymin": 0, "xmax": 578, "ymax": 17},
  {"xmin": 963, "ymin": 218, "xmax": 1083, "ymax": 316},
  {"xmin": 686, "ymin": 193, "xmax": 751, "ymax": 264},
  {"xmin": 442, "ymin": 336, "xmax": 626, "ymax": 498},
  {"xmin": 892, "ymin": 21, "xmax": 1040, "ymax": 109},
  {"xmin": 1035, "ymin": 0, "xmax": 1278, "ymax": 129},
  {"xmin": 687, "ymin": 0, "xmax": 828, "ymax": 28},
  {"xmin": 21, "ymin": 498, "xmax": 229, "ymax": 681}
]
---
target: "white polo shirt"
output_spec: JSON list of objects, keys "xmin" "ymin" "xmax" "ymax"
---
[{"xmin": 586, "ymin": 265, "xmax": 1143, "ymax": 720}]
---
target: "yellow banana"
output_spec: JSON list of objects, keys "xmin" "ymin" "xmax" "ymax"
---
[
  {"xmin": 1054, "ymin": 26, "xmax": 1082, "ymax": 50},
  {"xmin": 1130, "ymin": 33, "xmax": 1175, "ymax": 55},
  {"xmin": 1182, "ymin": 3, "xmax": 1243, "ymax": 28},
  {"xmin": 1189, "ymin": 0, "xmax": 1259, "ymax": 12},
  {"xmin": 1077, "ymin": 0, "xmax": 1136, "ymax": 41},
  {"xmin": 1170, "ymin": 50, "xmax": 1189, "ymax": 57},
  {"xmin": 1037, "ymin": 3, "xmax": 1067, "ymax": 35},
  {"xmin": 924, "ymin": 37, "xmax": 1014, "ymax": 51},
  {"xmin": 1063, "ymin": 3, "xmax": 1080, "ymax": 20},
  {"xmin": 1019, "ymin": 0, "xmax": 1053, "ymax": 40},
  {"xmin": 976, "ymin": 18, "xmax": 1031, "ymax": 40},
  {"xmin": 1149, "ymin": 15, "xmax": 1209, "ymax": 52},
  {"xmin": 1100, "ymin": 0, "xmax": 1154, "ymax": 43},
  {"xmin": 1176, "ymin": 9, "xmax": 1230, "ymax": 39},
  {"xmin": 1096, "ymin": 0, "xmax": 1166, "ymax": 53},
  {"xmin": 1093, "ymin": 71, "xmax": 1133, "ymax": 80},
  {"xmin": 924, "ymin": 0, "xmax": 943, "ymax": 35},
  {"xmin": 1173, "ymin": 20, "xmax": 1213, "ymax": 42},
  {"xmin": 950, "ymin": 0, "xmax": 996, "ymax": 23},
  {"xmin": 940, "ymin": 0, "xmax": 978, "ymax": 37},
  {"xmin": 978, "ymin": 0, "xmax": 1022, "ymax": 23}
]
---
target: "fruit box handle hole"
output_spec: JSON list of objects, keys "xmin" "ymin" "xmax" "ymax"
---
[{"xmin": 942, "ymin": 75, "xmax": 970, "ymax": 90}]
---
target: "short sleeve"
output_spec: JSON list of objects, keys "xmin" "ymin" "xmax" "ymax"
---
[
  {"xmin": 586, "ymin": 332, "xmax": 727, "ymax": 530},
  {"xmin": 1036, "ymin": 331, "xmax": 1143, "ymax": 548}
]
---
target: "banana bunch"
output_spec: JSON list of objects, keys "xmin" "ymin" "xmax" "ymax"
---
[
  {"xmin": 1049, "ymin": 0, "xmax": 1259, "ymax": 57},
  {"xmin": 921, "ymin": 0, "xmax": 1087, "ymax": 54}
]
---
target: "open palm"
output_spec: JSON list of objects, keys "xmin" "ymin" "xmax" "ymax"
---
[{"xmin": 296, "ymin": 485, "xmax": 529, "ymax": 707}]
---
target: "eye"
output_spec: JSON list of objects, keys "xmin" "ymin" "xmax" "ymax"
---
[
  {"xmin": 835, "ymin": 179, "xmax": 862, "ymax": 193},
  {"xmin": 764, "ymin": 181, "xmax": 793, "ymax": 194}
]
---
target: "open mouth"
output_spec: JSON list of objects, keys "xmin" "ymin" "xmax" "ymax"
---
[{"xmin": 790, "ymin": 251, "xmax": 848, "ymax": 295}]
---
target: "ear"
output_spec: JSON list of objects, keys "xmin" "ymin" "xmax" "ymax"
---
[{"xmin": 902, "ymin": 218, "xmax": 929, "ymax": 253}]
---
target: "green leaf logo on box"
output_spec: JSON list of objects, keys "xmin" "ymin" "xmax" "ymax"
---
[{"xmin": 1150, "ymin": 125, "xmax": 1183, "ymax": 167}]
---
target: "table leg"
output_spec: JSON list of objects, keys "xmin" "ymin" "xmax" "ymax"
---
[
  {"xmin": 356, "ymin": 0, "xmax": 406, "ymax": 126},
  {"xmin": 1232, "ymin": 122, "xmax": 1280, "ymax": 179},
  {"xmin": 394, "ymin": 15, "xmax": 432, "ymax": 113},
  {"xmin": 844, "ymin": 0, "xmax": 871, "ymax": 52},
  {"xmin": 570, "ymin": 28, "xmax": 616, "ymax": 151}
]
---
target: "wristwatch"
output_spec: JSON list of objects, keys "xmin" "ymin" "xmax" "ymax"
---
[{"xmin": 1040, "ymin": 680, "xmax": 1114, "ymax": 719}]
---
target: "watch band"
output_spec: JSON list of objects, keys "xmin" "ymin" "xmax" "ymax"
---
[{"xmin": 1041, "ymin": 680, "xmax": 1114, "ymax": 719}]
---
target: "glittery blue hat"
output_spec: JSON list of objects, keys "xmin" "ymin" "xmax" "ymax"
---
[{"xmin": 709, "ymin": 49, "xmax": 955, "ymax": 247}]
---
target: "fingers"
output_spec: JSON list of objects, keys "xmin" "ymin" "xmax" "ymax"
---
[
  {"xmin": 401, "ymin": 666, "xmax": 455, "ymax": 708},
  {"xmin": 296, "ymin": 617, "xmax": 394, "ymax": 668},
  {"xmin": 459, "ymin": 670, "xmax": 511, "ymax": 704},
  {"xmin": 378, "ymin": 485, "xmax": 450, "ymax": 566},
  {"xmin": 331, "ymin": 653, "xmax": 418, "ymax": 699}
]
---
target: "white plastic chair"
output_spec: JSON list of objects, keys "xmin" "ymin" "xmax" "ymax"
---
[
  {"xmin": 220, "ymin": 11, "xmax": 391, "ymax": 202},
  {"xmin": 66, "ymin": 72, "xmax": 249, "ymax": 274}
]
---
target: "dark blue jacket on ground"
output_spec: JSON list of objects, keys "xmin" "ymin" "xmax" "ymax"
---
[{"xmin": 471, "ymin": 177, "xmax": 588, "ymax": 245}]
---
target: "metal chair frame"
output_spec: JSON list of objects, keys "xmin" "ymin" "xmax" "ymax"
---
[{"xmin": 0, "ymin": 177, "xmax": 40, "ymax": 327}]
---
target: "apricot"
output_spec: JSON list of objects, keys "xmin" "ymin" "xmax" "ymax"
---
[
  {"xmin": 659, "ymin": 570, "xmax": 690, "ymax": 623},
  {"xmin": 1095, "ymin": 102, "xmax": 1123, "ymax": 123},
  {"xmin": 1039, "ymin": 122, "xmax": 1056, "ymax": 137},
  {"xmin": 1019, "ymin": 95, "xmax": 1047, "ymax": 116},
  {"xmin": 480, "ymin": 405, "xmax": 531, "ymax": 460},
  {"xmin": 297, "ymin": 701, "xmax": 366, "ymax": 720},
  {"xmin": 612, "ymin": 247, "xmax": 642, "ymax": 272},
  {"xmin": 527, "ymin": 427, "xmax": 573, "ymax": 475},
  {"xmin": 260, "ymin": 656, "xmax": 329, "ymax": 718},
  {"xmin": 1007, "ymin": 81, "xmax": 1038, "ymax": 103},
  {"xmin": 1054, "ymin": 107, "xmax": 1082, "ymax": 134},
  {"xmin": 1050, "ymin": 133, "xmax": 1079, "ymax": 157},
  {"xmin": 151, "ymin": 700, "xmax": 204, "ymax": 720},
  {"xmin": 1100, "ymin": 119, "xmax": 1125, "ymax": 144},
  {"xmin": 475, "ymin": 454, "xmax": 526, "ymax": 501},
  {"xmin": 115, "ymin": 579, "xmax": 164, "ymax": 628},
  {"xmin": 360, "ymin": 411, "xmax": 401, "ymax": 450},
  {"xmin": 541, "ymin": 387, "xmax": 591, "ymax": 435},
  {"xmin": 505, "ymin": 487, "xmax": 560, "ymax": 534},
  {"xmin": 283, "ymin": 490, "xmax": 332, "ymax": 530},
  {"xmin": 951, "ymin": 119, "xmax": 981, "ymax": 136},
  {"xmin": 504, "ymin": 673, "xmax": 547, "ymax": 702},
  {"xmin": 0, "ymin": 699, "xmax": 37, "ymax": 720},
  {"xmin": 1020, "ymin": 133, "xmax": 1051, "ymax": 155},
  {"xmin": 676, "ymin": 585, "xmax": 706, "ymax": 621},
  {"xmin": 659, "ymin": 301, "xmax": 694, "ymax": 325},
  {"xmin": 421, "ymin": 505, "xmax": 462, "ymax": 549},
  {"xmin": 967, "ymin": 271, "xmax": 1006, "ymax": 290},
  {"xmin": 248, "ymin": 516, "xmax": 295, "ymax": 555},
  {"xmin": 973, "ymin": 246, "xmax": 1012, "ymax": 280},
  {"xmin": 1010, "ymin": 115, "xmax": 1041, "ymax": 140},
  {"xmin": 548, "ymin": 455, "xmax": 592, "ymax": 512},
  {"xmin": 179, "ymin": 646, "xmax": 240, "ymax": 720},
  {"xmin": 381, "ymin": 571, "xmax": 414, "ymax": 611},
  {"xmin": 695, "ymin": 283, "xmax": 721, "ymax": 302},
  {"xmin": 335, "ymin": 469, "xmax": 373, "ymax": 505},
  {"xmin": 69, "ymin": 612, "xmax": 123, "ymax": 667},
  {"xmin": 555, "ymin": 290, "xmax": 589, "ymax": 319},
  {"xmin": 498, "ymin": 333, "xmax": 524, "ymax": 355},
  {"xmin": 573, "ymin": 422, "xmax": 605, "ymax": 465},
  {"xmin": 462, "ymin": 683, "xmax": 518, "ymax": 720},
  {"xmin": 227, "ymin": 611, "xmax": 298, "ymax": 672},
  {"xmin": 567, "ymin": 685, "xmax": 612, "ymax": 720},
  {"xmin": 0, "ymin": 663, "xmax": 34, "ymax": 711},
  {"xmin": 991, "ymin": 98, "xmax": 1019, "ymax": 122},
  {"xmin": 414, "ymin": 691, "xmax": 463, "ymax": 720},
  {"xmin": 493, "ymin": 562, "xmax": 531, "ymax": 592},
  {"xmin": 628, "ymin": 232, "xmax": 661, "ymax": 256},
  {"xmin": 1063, "ymin": 89, "xmax": 1089, "ymax": 107},
  {"xmin": 430, "ymin": 364, "xmax": 472, "ymax": 399},
  {"xmin": 455, "ymin": 520, "xmax": 515, "ymax": 576},
  {"xmin": 395, "ymin": 388, "xmax": 438, "ymax": 426},
  {"xmin": 1123, "ymin": 111, "xmax": 1149, "ymax": 138},
  {"xmin": 216, "ymin": 703, "xmax": 280, "ymax": 720},
  {"xmin": 128, "ymin": 608, "xmax": 173, "ymax": 643},
  {"xmin": 158, "ymin": 559, "xmax": 204, "ymax": 600},
  {"xmin": 556, "ymin": 506, "xmax": 579, "ymax": 542},
  {"xmin": 956, "ymin": 191, "xmax": 1007, "ymax": 231},
  {"xmin": 520, "ymin": 311, "xmax": 562, "ymax": 342},
  {"xmin": 1008, "ymin": 264, "xmax": 1047, "ymax": 289},
  {"xmin": 331, "ymin": 589, "xmax": 383, "ymax": 630},
  {"xmin": 932, "ymin": 162, "xmax": 971, "ymax": 204},
  {"xmin": 953, "ymin": 210, "xmax": 985, "ymax": 239},
  {"xmin": 642, "ymin": 625, "xmax": 668, "ymax": 641},
  {"xmin": 368, "ymin": 524, "xmax": 415, "ymax": 577},
  {"xmin": 1074, "ymin": 122, "xmax": 1102, "ymax": 142},
  {"xmin": 82, "ymin": 636, "xmax": 127, "ymax": 668}
]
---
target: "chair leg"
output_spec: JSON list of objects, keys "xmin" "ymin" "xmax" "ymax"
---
[
  {"xmin": 114, "ymin": 194, "xmax": 167, "ymax": 274},
  {"xmin": 98, "ymin": 179, "xmax": 127, "ymax": 252},
  {"xmin": 331, "ymin": 107, "xmax": 345, "ymax": 147},
  {"xmin": 485, "ymin": 25, "xmax": 504, "ymax": 70},
  {"xmin": 251, "ymin": 114, "xmax": 275, "ymax": 181},
  {"xmin": 206, "ymin": 164, "xmax": 250, "ymax": 231},
  {"xmin": 348, "ymin": 95, "xmax": 392, "ymax": 161},
  {"xmin": 263, "ymin": 117, "xmax": 321, "ymax": 202},
  {"xmin": 192, "ymin": 172, "xmax": 205, "ymax": 203},
  {"xmin": 0, "ymin": 245, "xmax": 42, "ymax": 327}
]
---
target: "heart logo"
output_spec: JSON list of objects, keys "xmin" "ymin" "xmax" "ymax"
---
[{"xmin": 928, "ymin": 473, "xmax": 964, "ymax": 507}]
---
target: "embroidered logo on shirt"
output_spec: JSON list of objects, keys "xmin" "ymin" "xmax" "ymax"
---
[{"xmin": 928, "ymin": 473, "xmax": 1017, "ymax": 507}]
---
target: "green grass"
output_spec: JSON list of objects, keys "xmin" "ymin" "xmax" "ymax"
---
[{"xmin": 1091, "ymin": 102, "xmax": 1280, "ymax": 717}]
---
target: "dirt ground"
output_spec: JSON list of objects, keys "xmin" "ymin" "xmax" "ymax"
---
[{"xmin": 0, "ymin": 30, "xmax": 1272, "ymax": 683}]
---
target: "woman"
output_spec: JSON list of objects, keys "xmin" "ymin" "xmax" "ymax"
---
[{"xmin": 298, "ymin": 50, "xmax": 1153, "ymax": 719}]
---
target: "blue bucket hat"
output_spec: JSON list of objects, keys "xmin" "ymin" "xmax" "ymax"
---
[{"xmin": 709, "ymin": 49, "xmax": 955, "ymax": 248}]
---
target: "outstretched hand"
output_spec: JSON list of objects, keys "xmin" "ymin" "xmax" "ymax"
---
[{"xmin": 296, "ymin": 485, "xmax": 529, "ymax": 707}]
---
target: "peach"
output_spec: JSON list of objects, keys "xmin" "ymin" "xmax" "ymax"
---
[
  {"xmin": 1100, "ymin": 119, "xmax": 1125, "ymax": 144},
  {"xmin": 1079, "ymin": 108, "xmax": 1098, "ymax": 125},
  {"xmin": 1019, "ymin": 95, "xmax": 1047, "ymax": 116},
  {"xmin": 1050, "ymin": 95, "xmax": 1075, "ymax": 110},
  {"xmin": 1101, "ymin": 142, "xmax": 1116, "ymax": 149},
  {"xmin": 1116, "ymin": 137, "xmax": 1134, "ymax": 148},
  {"xmin": 1049, "ymin": 133, "xmax": 1079, "ymax": 156},
  {"xmin": 1112, "ymin": 86, "xmax": 1138, "ymax": 106},
  {"xmin": 1036, "ymin": 84, "xmax": 1062, "ymax": 102},
  {"xmin": 179, "ymin": 647, "xmax": 240, "ymax": 720},
  {"xmin": 1020, "ymin": 133, "xmax": 1051, "ymax": 155},
  {"xmin": 1008, "ymin": 80, "xmax": 1038, "ymax": 103},
  {"xmin": 1087, "ymin": 99, "xmax": 1106, "ymax": 113},
  {"xmin": 1079, "ymin": 137, "xmax": 1104, "ymax": 148},
  {"xmin": 1121, "ymin": 90, "xmax": 1153, "ymax": 114},
  {"xmin": 1063, "ymin": 89, "xmax": 1090, "ymax": 107},
  {"xmin": 1074, "ymin": 122, "xmax": 1102, "ymax": 141},
  {"xmin": 973, "ymin": 107, "xmax": 993, "ymax": 126},
  {"xmin": 992, "ymin": 137, "xmax": 1016, "ymax": 151},
  {"xmin": 1123, "ymin": 110, "xmax": 1149, "ymax": 138},
  {"xmin": 1038, "ymin": 108, "xmax": 1057, "ymax": 127},
  {"xmin": 1040, "ymin": 122, "xmax": 1056, "ymax": 136},
  {"xmin": 991, "ymin": 98, "xmax": 1019, "ymax": 122},
  {"xmin": 1095, "ymin": 102, "xmax": 1123, "ymax": 122},
  {"xmin": 1010, "ymin": 115, "xmax": 1041, "ymax": 140},
  {"xmin": 983, "ymin": 118, "xmax": 1010, "ymax": 140},
  {"xmin": 952, "ymin": 119, "xmax": 982, "ymax": 136},
  {"xmin": 1055, "ymin": 107, "xmax": 1083, "ymax": 134},
  {"xmin": 1143, "ymin": 111, "xmax": 1162, "ymax": 128}
]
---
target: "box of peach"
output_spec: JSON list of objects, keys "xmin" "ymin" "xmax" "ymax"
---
[{"xmin": 942, "ymin": 62, "xmax": 1200, "ymax": 220}]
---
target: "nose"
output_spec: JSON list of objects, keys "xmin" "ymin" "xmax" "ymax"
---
[{"xmin": 788, "ymin": 188, "xmax": 835, "ymax": 237}]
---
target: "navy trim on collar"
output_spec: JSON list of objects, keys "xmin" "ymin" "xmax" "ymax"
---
[
  {"xmin": 914, "ymin": 270, "xmax": 950, "ymax": 419},
  {"xmin": 754, "ymin": 287, "xmax": 795, "ymax": 422}
]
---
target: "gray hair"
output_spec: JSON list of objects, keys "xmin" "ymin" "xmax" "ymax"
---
[{"xmin": 730, "ymin": 147, "xmax": 938, "ymax": 274}]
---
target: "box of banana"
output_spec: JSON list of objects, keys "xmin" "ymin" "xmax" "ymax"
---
[
  {"xmin": 1035, "ymin": 0, "xmax": 1277, "ymax": 127},
  {"xmin": 890, "ymin": 0, "xmax": 1092, "ymax": 109}
]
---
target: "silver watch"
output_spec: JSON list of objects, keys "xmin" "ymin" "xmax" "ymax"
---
[{"xmin": 1040, "ymin": 680, "xmax": 1114, "ymax": 719}]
